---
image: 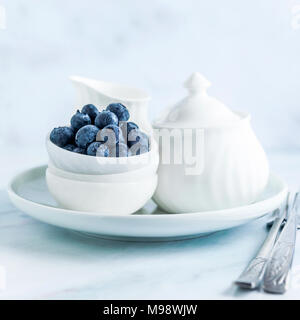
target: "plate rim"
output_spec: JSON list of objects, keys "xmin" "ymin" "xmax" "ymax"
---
[{"xmin": 7, "ymin": 165, "xmax": 288, "ymax": 221}]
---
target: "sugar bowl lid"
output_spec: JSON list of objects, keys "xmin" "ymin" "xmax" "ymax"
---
[{"xmin": 153, "ymin": 72, "xmax": 240, "ymax": 128}]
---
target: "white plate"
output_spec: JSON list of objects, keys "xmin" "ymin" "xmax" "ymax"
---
[{"xmin": 7, "ymin": 166, "xmax": 288, "ymax": 241}]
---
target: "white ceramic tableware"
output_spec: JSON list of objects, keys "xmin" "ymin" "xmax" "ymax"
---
[
  {"xmin": 46, "ymin": 168, "xmax": 158, "ymax": 214},
  {"xmin": 153, "ymin": 72, "xmax": 270, "ymax": 213},
  {"xmin": 8, "ymin": 166, "xmax": 287, "ymax": 241},
  {"xmin": 46, "ymin": 134, "xmax": 159, "ymax": 175},
  {"xmin": 47, "ymin": 158, "xmax": 158, "ymax": 183},
  {"xmin": 70, "ymin": 75, "xmax": 153, "ymax": 133}
]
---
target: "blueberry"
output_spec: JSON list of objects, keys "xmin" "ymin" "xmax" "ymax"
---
[
  {"xmin": 95, "ymin": 111, "xmax": 118, "ymax": 129},
  {"xmin": 50, "ymin": 127, "xmax": 74, "ymax": 148},
  {"xmin": 119, "ymin": 121, "xmax": 139, "ymax": 143},
  {"xmin": 128, "ymin": 129, "xmax": 149, "ymax": 155},
  {"xmin": 75, "ymin": 125, "xmax": 99, "ymax": 149},
  {"xmin": 126, "ymin": 121, "xmax": 139, "ymax": 133},
  {"xmin": 87, "ymin": 141, "xmax": 103, "ymax": 156},
  {"xmin": 106, "ymin": 103, "xmax": 130, "ymax": 121},
  {"xmin": 63, "ymin": 144, "xmax": 76, "ymax": 152},
  {"xmin": 116, "ymin": 142, "xmax": 129, "ymax": 157},
  {"xmin": 64, "ymin": 143, "xmax": 85, "ymax": 154},
  {"xmin": 71, "ymin": 110, "xmax": 91, "ymax": 131},
  {"xmin": 73, "ymin": 147, "xmax": 86, "ymax": 154},
  {"xmin": 98, "ymin": 124, "xmax": 121, "ymax": 144},
  {"xmin": 96, "ymin": 144, "xmax": 110, "ymax": 157},
  {"xmin": 81, "ymin": 104, "xmax": 99, "ymax": 122},
  {"xmin": 108, "ymin": 142, "xmax": 128, "ymax": 157}
]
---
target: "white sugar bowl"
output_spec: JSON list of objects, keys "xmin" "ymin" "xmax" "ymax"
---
[{"xmin": 152, "ymin": 72, "xmax": 269, "ymax": 213}]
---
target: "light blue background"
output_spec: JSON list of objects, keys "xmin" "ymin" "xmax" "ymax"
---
[
  {"xmin": 1, "ymin": 1, "xmax": 300, "ymax": 300},
  {"xmin": 0, "ymin": 0, "xmax": 299, "ymax": 152}
]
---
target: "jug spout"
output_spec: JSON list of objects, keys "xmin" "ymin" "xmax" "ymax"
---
[{"xmin": 70, "ymin": 76, "xmax": 152, "ymax": 133}]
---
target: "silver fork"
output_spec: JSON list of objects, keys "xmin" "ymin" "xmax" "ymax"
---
[{"xmin": 235, "ymin": 194, "xmax": 289, "ymax": 289}]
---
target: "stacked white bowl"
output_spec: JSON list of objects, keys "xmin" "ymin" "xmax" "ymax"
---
[{"xmin": 45, "ymin": 134, "xmax": 159, "ymax": 215}]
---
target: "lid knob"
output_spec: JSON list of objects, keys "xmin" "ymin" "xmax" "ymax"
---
[{"xmin": 184, "ymin": 72, "xmax": 211, "ymax": 95}]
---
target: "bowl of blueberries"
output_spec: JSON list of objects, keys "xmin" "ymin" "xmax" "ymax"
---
[
  {"xmin": 47, "ymin": 103, "xmax": 158, "ymax": 175},
  {"xmin": 46, "ymin": 103, "xmax": 158, "ymax": 214}
]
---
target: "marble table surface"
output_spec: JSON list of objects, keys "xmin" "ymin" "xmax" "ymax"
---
[{"xmin": 0, "ymin": 147, "xmax": 300, "ymax": 300}]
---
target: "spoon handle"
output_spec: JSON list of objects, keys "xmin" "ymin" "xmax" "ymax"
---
[
  {"xmin": 235, "ymin": 208, "xmax": 285, "ymax": 289},
  {"xmin": 263, "ymin": 193, "xmax": 298, "ymax": 294}
]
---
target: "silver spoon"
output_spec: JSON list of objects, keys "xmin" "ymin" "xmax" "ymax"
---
[
  {"xmin": 263, "ymin": 192, "xmax": 299, "ymax": 294},
  {"xmin": 235, "ymin": 194, "xmax": 289, "ymax": 289}
]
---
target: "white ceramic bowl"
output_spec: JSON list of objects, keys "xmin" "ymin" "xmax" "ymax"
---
[
  {"xmin": 46, "ymin": 169, "xmax": 158, "ymax": 215},
  {"xmin": 46, "ymin": 133, "xmax": 159, "ymax": 175},
  {"xmin": 47, "ymin": 159, "xmax": 158, "ymax": 183}
]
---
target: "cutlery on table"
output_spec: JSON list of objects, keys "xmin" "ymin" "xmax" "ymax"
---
[
  {"xmin": 263, "ymin": 192, "xmax": 299, "ymax": 294},
  {"xmin": 235, "ymin": 194, "xmax": 289, "ymax": 290}
]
